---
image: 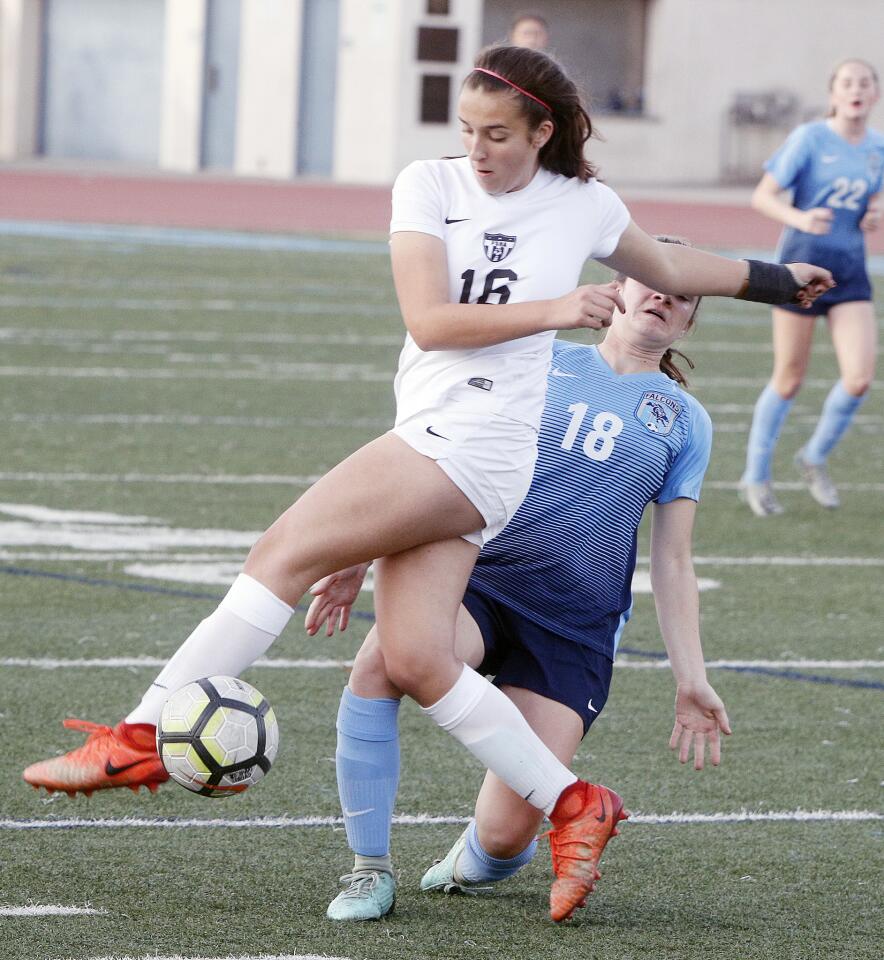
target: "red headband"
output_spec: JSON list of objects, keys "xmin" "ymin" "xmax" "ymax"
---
[{"xmin": 472, "ymin": 67, "xmax": 553, "ymax": 114}]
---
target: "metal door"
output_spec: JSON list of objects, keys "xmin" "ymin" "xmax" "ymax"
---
[
  {"xmin": 297, "ymin": 0, "xmax": 340, "ymax": 176},
  {"xmin": 41, "ymin": 0, "xmax": 164, "ymax": 163},
  {"xmin": 201, "ymin": 0, "xmax": 242, "ymax": 169}
]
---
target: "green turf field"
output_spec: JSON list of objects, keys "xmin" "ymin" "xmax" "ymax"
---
[{"xmin": 0, "ymin": 228, "xmax": 881, "ymax": 960}]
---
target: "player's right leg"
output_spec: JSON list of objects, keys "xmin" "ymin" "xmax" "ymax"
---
[
  {"xmin": 797, "ymin": 301, "xmax": 876, "ymax": 507},
  {"xmin": 328, "ymin": 608, "xmax": 485, "ymax": 920},
  {"xmin": 740, "ymin": 308, "xmax": 814, "ymax": 516},
  {"xmin": 23, "ymin": 434, "xmax": 486, "ymax": 796}
]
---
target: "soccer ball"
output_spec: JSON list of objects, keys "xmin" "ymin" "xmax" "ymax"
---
[{"xmin": 157, "ymin": 676, "xmax": 279, "ymax": 797}]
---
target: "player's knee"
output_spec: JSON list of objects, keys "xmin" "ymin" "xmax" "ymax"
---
[
  {"xmin": 380, "ymin": 646, "xmax": 440, "ymax": 699},
  {"xmin": 477, "ymin": 817, "xmax": 541, "ymax": 860},
  {"xmin": 841, "ymin": 374, "xmax": 872, "ymax": 397},
  {"xmin": 349, "ymin": 630, "xmax": 396, "ymax": 695},
  {"xmin": 772, "ymin": 369, "xmax": 804, "ymax": 399}
]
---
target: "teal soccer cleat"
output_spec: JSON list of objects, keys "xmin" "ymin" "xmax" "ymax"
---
[
  {"xmin": 420, "ymin": 827, "xmax": 494, "ymax": 895},
  {"xmin": 326, "ymin": 870, "xmax": 395, "ymax": 921}
]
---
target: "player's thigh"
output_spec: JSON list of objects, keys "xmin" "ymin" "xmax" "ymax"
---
[
  {"xmin": 473, "ymin": 688, "xmax": 584, "ymax": 856},
  {"xmin": 245, "ymin": 433, "xmax": 484, "ymax": 600},
  {"xmin": 372, "ymin": 539, "xmax": 481, "ymax": 704},
  {"xmin": 771, "ymin": 307, "xmax": 816, "ymax": 393},
  {"xmin": 827, "ymin": 301, "xmax": 877, "ymax": 393}
]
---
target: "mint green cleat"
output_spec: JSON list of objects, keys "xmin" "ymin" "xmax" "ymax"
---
[
  {"xmin": 420, "ymin": 827, "xmax": 493, "ymax": 895},
  {"xmin": 326, "ymin": 870, "xmax": 395, "ymax": 921}
]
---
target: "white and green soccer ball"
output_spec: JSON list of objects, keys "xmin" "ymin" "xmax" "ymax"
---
[{"xmin": 157, "ymin": 676, "xmax": 279, "ymax": 798}]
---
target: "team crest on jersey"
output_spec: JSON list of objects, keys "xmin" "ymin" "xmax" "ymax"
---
[
  {"xmin": 867, "ymin": 150, "xmax": 884, "ymax": 182},
  {"xmin": 635, "ymin": 391, "xmax": 682, "ymax": 436},
  {"xmin": 483, "ymin": 233, "xmax": 517, "ymax": 262}
]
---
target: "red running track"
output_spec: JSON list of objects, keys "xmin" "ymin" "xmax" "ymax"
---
[{"xmin": 2, "ymin": 167, "xmax": 883, "ymax": 254}]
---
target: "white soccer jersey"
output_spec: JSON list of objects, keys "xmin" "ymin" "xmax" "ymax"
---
[{"xmin": 389, "ymin": 156, "xmax": 630, "ymax": 431}]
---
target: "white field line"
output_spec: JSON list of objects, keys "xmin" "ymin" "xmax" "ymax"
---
[
  {"xmin": 0, "ymin": 471, "xmax": 321, "ymax": 485},
  {"xmin": 3, "ymin": 656, "xmax": 881, "ymax": 671},
  {"xmin": 0, "ymin": 364, "xmax": 391, "ymax": 382},
  {"xmin": 0, "ymin": 327, "xmax": 828, "ymax": 354},
  {"xmin": 0, "ymin": 326, "xmax": 398, "ymax": 345},
  {"xmin": 0, "ymin": 550, "xmax": 244, "ymax": 561},
  {"xmin": 5, "ymin": 470, "xmax": 884, "ymax": 497},
  {"xmin": 8, "ymin": 412, "xmax": 390, "ymax": 429},
  {"xmin": 682, "ymin": 555, "xmax": 884, "ymax": 567},
  {"xmin": 0, "ymin": 294, "xmax": 394, "ymax": 317},
  {"xmin": 0, "ymin": 364, "xmax": 856, "ymax": 390},
  {"xmin": 8, "ymin": 412, "xmax": 881, "ymax": 433},
  {"xmin": 706, "ymin": 480, "xmax": 884, "ymax": 492},
  {"xmin": 0, "ymin": 904, "xmax": 105, "ymax": 916},
  {"xmin": 73, "ymin": 955, "xmax": 349, "ymax": 960},
  {"xmin": 3, "ymin": 810, "xmax": 880, "ymax": 832}
]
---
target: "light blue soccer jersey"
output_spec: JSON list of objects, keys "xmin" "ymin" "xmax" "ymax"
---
[
  {"xmin": 767, "ymin": 121, "xmax": 884, "ymax": 257},
  {"xmin": 469, "ymin": 341, "xmax": 713, "ymax": 660}
]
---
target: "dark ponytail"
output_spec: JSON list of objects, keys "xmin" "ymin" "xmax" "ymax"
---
[
  {"xmin": 660, "ymin": 348, "xmax": 695, "ymax": 388},
  {"xmin": 465, "ymin": 45, "xmax": 596, "ymax": 181}
]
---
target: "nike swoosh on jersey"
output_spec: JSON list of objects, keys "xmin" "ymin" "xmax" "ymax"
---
[
  {"xmin": 551, "ymin": 368, "xmax": 578, "ymax": 377},
  {"xmin": 426, "ymin": 425, "xmax": 451, "ymax": 440},
  {"xmin": 344, "ymin": 807, "xmax": 375, "ymax": 818},
  {"xmin": 587, "ymin": 699, "xmax": 599, "ymax": 713},
  {"xmin": 104, "ymin": 757, "xmax": 154, "ymax": 777},
  {"xmin": 445, "ymin": 217, "xmax": 470, "ymax": 224}
]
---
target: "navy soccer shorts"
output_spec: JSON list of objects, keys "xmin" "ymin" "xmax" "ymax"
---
[
  {"xmin": 777, "ymin": 236, "xmax": 872, "ymax": 315},
  {"xmin": 463, "ymin": 587, "xmax": 613, "ymax": 736}
]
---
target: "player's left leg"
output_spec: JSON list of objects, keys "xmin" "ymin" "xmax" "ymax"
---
[
  {"xmin": 421, "ymin": 687, "xmax": 584, "ymax": 895},
  {"xmin": 797, "ymin": 301, "xmax": 877, "ymax": 507}
]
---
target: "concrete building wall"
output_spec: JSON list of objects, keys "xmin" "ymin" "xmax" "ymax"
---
[
  {"xmin": 593, "ymin": 0, "xmax": 884, "ymax": 187},
  {"xmin": 0, "ymin": 0, "xmax": 42, "ymax": 160},
  {"xmin": 1, "ymin": 0, "xmax": 882, "ymax": 186},
  {"xmin": 234, "ymin": 0, "xmax": 304, "ymax": 178},
  {"xmin": 159, "ymin": 0, "xmax": 207, "ymax": 173}
]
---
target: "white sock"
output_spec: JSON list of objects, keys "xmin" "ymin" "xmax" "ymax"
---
[
  {"xmin": 126, "ymin": 574, "xmax": 293, "ymax": 725},
  {"xmin": 421, "ymin": 665, "xmax": 576, "ymax": 814}
]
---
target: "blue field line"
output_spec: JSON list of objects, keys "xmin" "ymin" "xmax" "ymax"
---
[
  {"xmin": 3, "ymin": 564, "xmax": 882, "ymax": 690},
  {"xmin": 2, "ymin": 223, "xmax": 884, "ymax": 274},
  {"xmin": 0, "ymin": 220, "xmax": 388, "ymax": 255}
]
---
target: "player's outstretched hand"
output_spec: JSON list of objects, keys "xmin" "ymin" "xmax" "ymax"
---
[
  {"xmin": 785, "ymin": 262, "xmax": 835, "ymax": 308},
  {"xmin": 550, "ymin": 281, "xmax": 626, "ymax": 331},
  {"xmin": 796, "ymin": 206, "xmax": 834, "ymax": 236},
  {"xmin": 305, "ymin": 562, "xmax": 370, "ymax": 637},
  {"xmin": 669, "ymin": 680, "xmax": 732, "ymax": 771}
]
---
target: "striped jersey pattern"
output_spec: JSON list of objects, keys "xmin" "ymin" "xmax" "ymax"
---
[{"xmin": 469, "ymin": 341, "xmax": 712, "ymax": 660}]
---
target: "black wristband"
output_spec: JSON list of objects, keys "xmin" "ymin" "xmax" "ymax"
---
[{"xmin": 736, "ymin": 260, "xmax": 802, "ymax": 305}]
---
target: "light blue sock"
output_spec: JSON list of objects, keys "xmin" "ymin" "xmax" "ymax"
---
[
  {"xmin": 802, "ymin": 381, "xmax": 866, "ymax": 465},
  {"xmin": 458, "ymin": 819, "xmax": 537, "ymax": 883},
  {"xmin": 743, "ymin": 384, "xmax": 794, "ymax": 483},
  {"xmin": 335, "ymin": 687, "xmax": 400, "ymax": 858}
]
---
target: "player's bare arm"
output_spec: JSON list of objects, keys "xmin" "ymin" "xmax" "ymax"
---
[
  {"xmin": 650, "ymin": 498, "xmax": 731, "ymax": 770},
  {"xmin": 751, "ymin": 172, "xmax": 834, "ymax": 234},
  {"xmin": 391, "ymin": 232, "xmax": 624, "ymax": 350},
  {"xmin": 599, "ymin": 220, "xmax": 833, "ymax": 303}
]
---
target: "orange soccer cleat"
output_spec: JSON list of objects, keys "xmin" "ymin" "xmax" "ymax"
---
[
  {"xmin": 545, "ymin": 780, "xmax": 628, "ymax": 922},
  {"xmin": 23, "ymin": 719, "xmax": 169, "ymax": 797}
]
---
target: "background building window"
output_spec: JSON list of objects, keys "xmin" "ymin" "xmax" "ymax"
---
[
  {"xmin": 417, "ymin": 26, "xmax": 459, "ymax": 63},
  {"xmin": 420, "ymin": 74, "xmax": 451, "ymax": 123},
  {"xmin": 426, "ymin": 0, "xmax": 450, "ymax": 14}
]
